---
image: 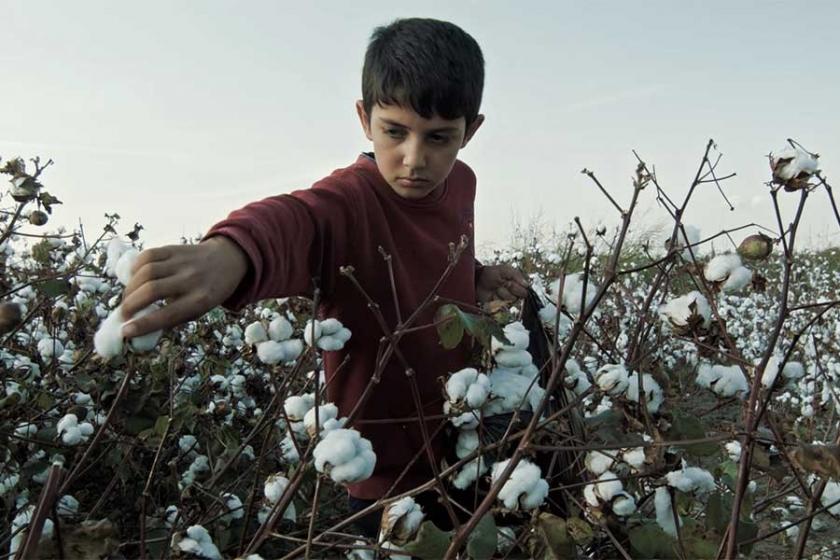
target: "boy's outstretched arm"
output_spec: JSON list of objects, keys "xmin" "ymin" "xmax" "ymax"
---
[
  {"xmin": 120, "ymin": 236, "xmax": 249, "ymax": 338},
  {"xmin": 476, "ymin": 263, "xmax": 530, "ymax": 304}
]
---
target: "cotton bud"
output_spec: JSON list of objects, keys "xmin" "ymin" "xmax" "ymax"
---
[
  {"xmin": 379, "ymin": 497, "xmax": 425, "ymax": 544},
  {"xmin": 0, "ymin": 302, "xmax": 22, "ymax": 335},
  {"xmin": 491, "ymin": 458, "xmax": 549, "ymax": 511},
  {"xmin": 659, "ymin": 291, "xmax": 712, "ymax": 333},
  {"xmin": 244, "ymin": 321, "xmax": 268, "ymax": 345},
  {"xmin": 28, "ymin": 210, "xmax": 48, "ymax": 226},
  {"xmin": 770, "ymin": 145, "xmax": 819, "ymax": 190},
  {"xmin": 313, "ymin": 428, "xmax": 376, "ymax": 484},
  {"xmin": 268, "ymin": 316, "xmax": 293, "ymax": 341},
  {"xmin": 445, "ymin": 368, "xmax": 491, "ymax": 411},
  {"xmin": 737, "ymin": 233, "xmax": 773, "ymax": 261},
  {"xmin": 594, "ymin": 364, "xmax": 629, "ymax": 396}
]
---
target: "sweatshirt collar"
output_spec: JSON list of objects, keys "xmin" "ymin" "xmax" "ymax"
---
[{"xmin": 356, "ymin": 152, "xmax": 448, "ymax": 208}]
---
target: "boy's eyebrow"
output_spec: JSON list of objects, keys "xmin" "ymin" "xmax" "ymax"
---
[{"xmin": 379, "ymin": 118, "xmax": 460, "ymax": 134}]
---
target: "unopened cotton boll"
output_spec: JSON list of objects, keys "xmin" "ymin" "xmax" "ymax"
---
[
  {"xmin": 114, "ymin": 249, "xmax": 139, "ymax": 286},
  {"xmin": 244, "ymin": 321, "xmax": 268, "ymax": 345},
  {"xmin": 268, "ymin": 316, "xmax": 293, "ymax": 341},
  {"xmin": 491, "ymin": 458, "xmax": 549, "ymax": 511},
  {"xmin": 380, "ymin": 496, "xmax": 425, "ymax": 544},
  {"xmin": 313, "ymin": 428, "xmax": 376, "ymax": 484}
]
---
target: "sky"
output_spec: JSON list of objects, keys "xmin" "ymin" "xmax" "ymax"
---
[{"xmin": 2, "ymin": 0, "xmax": 839, "ymax": 256}]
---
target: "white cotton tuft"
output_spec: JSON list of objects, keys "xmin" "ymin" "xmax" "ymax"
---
[
  {"xmin": 313, "ymin": 428, "xmax": 376, "ymax": 484},
  {"xmin": 665, "ymin": 463, "xmax": 716, "ymax": 494},
  {"xmin": 549, "ymin": 273, "xmax": 597, "ymax": 315},
  {"xmin": 303, "ymin": 403, "xmax": 346, "ymax": 437},
  {"xmin": 494, "ymin": 349, "xmax": 533, "ymax": 368},
  {"xmin": 245, "ymin": 321, "xmax": 268, "ymax": 345},
  {"xmin": 256, "ymin": 340, "xmax": 288, "ymax": 365},
  {"xmin": 37, "ymin": 337, "xmax": 64, "ymax": 361},
  {"xmin": 491, "ymin": 322, "xmax": 530, "ymax": 353},
  {"xmin": 114, "ymin": 249, "xmax": 139, "ymax": 287},
  {"xmin": 491, "ymin": 458, "xmax": 549, "ymax": 511},
  {"xmin": 761, "ymin": 356, "xmax": 781, "ymax": 389},
  {"xmin": 452, "ymin": 456, "xmax": 488, "ymax": 490},
  {"xmin": 484, "ymin": 368, "xmax": 546, "ymax": 416},
  {"xmin": 625, "ymin": 372, "xmax": 664, "ymax": 413},
  {"xmin": 704, "ymin": 254, "xmax": 742, "ymax": 283},
  {"xmin": 105, "ymin": 237, "xmax": 132, "ymax": 277},
  {"xmin": 722, "ymin": 266, "xmax": 753, "ymax": 293},
  {"xmin": 659, "ymin": 291, "xmax": 712, "ymax": 331},
  {"xmin": 303, "ymin": 320, "xmax": 323, "ymax": 345},
  {"xmin": 725, "ymin": 441, "xmax": 742, "ymax": 462},
  {"xmin": 821, "ymin": 481, "xmax": 840, "ymax": 515},
  {"xmin": 446, "ymin": 368, "xmax": 491, "ymax": 410},
  {"xmin": 284, "ymin": 393, "xmax": 315, "ymax": 421},
  {"xmin": 128, "ymin": 304, "xmax": 163, "ymax": 352},
  {"xmin": 455, "ymin": 429, "xmax": 480, "ymax": 459},
  {"xmin": 655, "ymin": 487, "xmax": 680, "ymax": 537},
  {"xmin": 177, "ymin": 525, "xmax": 222, "ymax": 559},
  {"xmin": 380, "ymin": 496, "xmax": 425, "ymax": 544},
  {"xmin": 771, "ymin": 146, "xmax": 819, "ymax": 182},
  {"xmin": 696, "ymin": 363, "xmax": 749, "ymax": 398},
  {"xmin": 268, "ymin": 316, "xmax": 293, "ymax": 341},
  {"xmin": 594, "ymin": 364, "xmax": 629, "ymax": 396},
  {"xmin": 782, "ymin": 361, "xmax": 805, "ymax": 380},
  {"xmin": 612, "ymin": 492, "xmax": 637, "ymax": 516},
  {"xmin": 585, "ymin": 451, "xmax": 615, "ymax": 476}
]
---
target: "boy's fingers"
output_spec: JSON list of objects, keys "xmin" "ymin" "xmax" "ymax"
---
[
  {"xmin": 496, "ymin": 286, "xmax": 515, "ymax": 301},
  {"xmin": 122, "ymin": 295, "xmax": 202, "ymax": 338},
  {"xmin": 506, "ymin": 281, "xmax": 529, "ymax": 299}
]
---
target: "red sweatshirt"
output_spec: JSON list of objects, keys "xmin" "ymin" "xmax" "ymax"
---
[{"xmin": 204, "ymin": 153, "xmax": 477, "ymax": 498}]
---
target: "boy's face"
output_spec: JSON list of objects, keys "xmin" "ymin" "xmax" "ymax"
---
[{"xmin": 356, "ymin": 101, "xmax": 484, "ymax": 199}]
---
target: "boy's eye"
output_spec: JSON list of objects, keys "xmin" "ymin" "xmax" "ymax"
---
[
  {"xmin": 428, "ymin": 134, "xmax": 450, "ymax": 144},
  {"xmin": 384, "ymin": 128, "xmax": 406, "ymax": 138}
]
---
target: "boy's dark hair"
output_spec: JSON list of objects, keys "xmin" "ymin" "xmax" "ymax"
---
[{"xmin": 362, "ymin": 18, "xmax": 485, "ymax": 128}]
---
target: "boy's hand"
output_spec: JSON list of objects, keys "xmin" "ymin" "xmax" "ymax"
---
[
  {"xmin": 476, "ymin": 264, "xmax": 530, "ymax": 304},
  {"xmin": 120, "ymin": 236, "xmax": 249, "ymax": 338}
]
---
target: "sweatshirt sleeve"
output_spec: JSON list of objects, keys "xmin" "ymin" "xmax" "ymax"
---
[{"xmin": 202, "ymin": 180, "xmax": 355, "ymax": 311}]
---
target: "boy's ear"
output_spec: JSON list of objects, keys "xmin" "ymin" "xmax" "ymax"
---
[
  {"xmin": 355, "ymin": 100, "xmax": 373, "ymax": 141},
  {"xmin": 461, "ymin": 114, "xmax": 485, "ymax": 149}
]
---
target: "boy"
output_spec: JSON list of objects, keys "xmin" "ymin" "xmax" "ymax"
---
[{"xmin": 121, "ymin": 17, "xmax": 528, "ymax": 533}]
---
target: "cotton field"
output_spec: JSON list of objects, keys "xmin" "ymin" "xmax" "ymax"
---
[{"xmin": 2, "ymin": 143, "xmax": 840, "ymax": 559}]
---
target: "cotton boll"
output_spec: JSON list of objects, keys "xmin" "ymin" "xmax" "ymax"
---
[
  {"xmin": 655, "ymin": 487, "xmax": 680, "ymax": 537},
  {"xmin": 128, "ymin": 304, "xmax": 163, "ymax": 352},
  {"xmin": 94, "ymin": 306, "xmax": 126, "ymax": 359},
  {"xmin": 705, "ymin": 254, "xmax": 743, "ymax": 283},
  {"xmin": 105, "ymin": 237, "xmax": 132, "ymax": 276},
  {"xmin": 380, "ymin": 496, "xmax": 425, "ymax": 544},
  {"xmin": 284, "ymin": 393, "xmax": 315, "ymax": 421},
  {"xmin": 491, "ymin": 458, "xmax": 549, "ymax": 511},
  {"xmin": 821, "ymin": 481, "xmax": 840, "ymax": 515},
  {"xmin": 179, "ymin": 435, "xmax": 199, "ymax": 455},
  {"xmin": 279, "ymin": 339, "xmax": 304, "ymax": 362},
  {"xmin": 491, "ymin": 322, "xmax": 530, "ymax": 353},
  {"xmin": 319, "ymin": 318, "xmax": 343, "ymax": 336},
  {"xmin": 770, "ymin": 146, "xmax": 819, "ymax": 183},
  {"xmin": 484, "ymin": 369, "xmax": 546, "ymax": 416},
  {"xmin": 612, "ymin": 492, "xmax": 637, "ymax": 516},
  {"xmin": 268, "ymin": 316, "xmax": 293, "ymax": 341},
  {"xmin": 495, "ymin": 349, "xmax": 533, "ymax": 368},
  {"xmin": 761, "ymin": 357, "xmax": 781, "ymax": 389},
  {"xmin": 621, "ymin": 447, "xmax": 646, "ymax": 470},
  {"xmin": 220, "ymin": 493, "xmax": 244, "ymax": 523},
  {"xmin": 317, "ymin": 335, "xmax": 347, "ymax": 351},
  {"xmin": 446, "ymin": 368, "xmax": 479, "ymax": 402},
  {"xmin": 256, "ymin": 340, "xmax": 288, "ymax": 365},
  {"xmin": 659, "ymin": 291, "xmax": 712, "ymax": 332},
  {"xmin": 585, "ymin": 451, "xmax": 615, "ymax": 475},
  {"xmin": 313, "ymin": 428, "xmax": 376, "ymax": 484},
  {"xmin": 303, "ymin": 320, "xmax": 323, "ymax": 346},
  {"xmin": 303, "ymin": 403, "xmax": 341, "ymax": 437},
  {"xmin": 177, "ymin": 525, "xmax": 222, "ymax": 560},
  {"xmin": 244, "ymin": 321, "xmax": 268, "ymax": 345},
  {"xmin": 114, "ymin": 249, "xmax": 139, "ymax": 286},
  {"xmin": 595, "ymin": 364, "xmax": 629, "ymax": 396},
  {"xmin": 666, "ymin": 464, "xmax": 716, "ymax": 494},
  {"xmin": 37, "ymin": 337, "xmax": 64, "ymax": 361},
  {"xmin": 722, "ymin": 266, "xmax": 753, "ymax": 293},
  {"xmin": 57, "ymin": 495, "xmax": 79, "ymax": 517},
  {"xmin": 455, "ymin": 429, "xmax": 480, "ymax": 459},
  {"xmin": 624, "ymin": 373, "xmax": 664, "ymax": 413},
  {"xmin": 725, "ymin": 441, "xmax": 742, "ymax": 462},
  {"xmin": 452, "ymin": 456, "xmax": 488, "ymax": 490},
  {"xmin": 782, "ymin": 361, "xmax": 805, "ymax": 381}
]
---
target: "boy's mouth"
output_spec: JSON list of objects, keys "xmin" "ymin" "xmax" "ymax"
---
[{"xmin": 396, "ymin": 177, "xmax": 429, "ymax": 187}]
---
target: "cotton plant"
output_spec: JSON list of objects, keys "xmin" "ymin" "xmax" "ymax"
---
[
  {"xmin": 313, "ymin": 428, "xmax": 376, "ymax": 485},
  {"xmin": 303, "ymin": 318, "xmax": 352, "ymax": 351},
  {"xmin": 704, "ymin": 253, "xmax": 753, "ymax": 293},
  {"xmin": 491, "ymin": 458, "xmax": 549, "ymax": 511}
]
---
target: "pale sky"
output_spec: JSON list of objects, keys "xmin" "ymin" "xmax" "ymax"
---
[{"xmin": 2, "ymin": 0, "xmax": 839, "ymax": 255}]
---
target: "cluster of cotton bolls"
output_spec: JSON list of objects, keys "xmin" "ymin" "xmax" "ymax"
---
[
  {"xmin": 93, "ymin": 237, "xmax": 163, "ymax": 359},
  {"xmin": 56, "ymin": 413, "xmax": 94, "ymax": 445},
  {"xmin": 591, "ymin": 364, "xmax": 665, "ymax": 413},
  {"xmin": 312, "ymin": 427, "xmax": 376, "ymax": 484},
  {"xmin": 704, "ymin": 253, "xmax": 753, "ymax": 293},
  {"xmin": 303, "ymin": 318, "xmax": 352, "ymax": 351}
]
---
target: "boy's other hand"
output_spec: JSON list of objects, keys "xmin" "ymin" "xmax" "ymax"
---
[
  {"xmin": 476, "ymin": 264, "xmax": 530, "ymax": 304},
  {"xmin": 120, "ymin": 236, "xmax": 249, "ymax": 338}
]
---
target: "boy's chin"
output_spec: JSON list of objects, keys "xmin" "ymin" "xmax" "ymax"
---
[{"xmin": 388, "ymin": 181, "xmax": 440, "ymax": 200}]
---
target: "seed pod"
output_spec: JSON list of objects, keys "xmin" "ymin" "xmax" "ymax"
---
[
  {"xmin": 0, "ymin": 301, "xmax": 23, "ymax": 335},
  {"xmin": 29, "ymin": 210, "xmax": 49, "ymax": 226},
  {"xmin": 737, "ymin": 233, "xmax": 773, "ymax": 261},
  {"xmin": 11, "ymin": 177, "xmax": 40, "ymax": 202}
]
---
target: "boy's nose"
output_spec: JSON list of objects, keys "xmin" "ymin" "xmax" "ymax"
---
[{"xmin": 402, "ymin": 139, "xmax": 427, "ymax": 170}]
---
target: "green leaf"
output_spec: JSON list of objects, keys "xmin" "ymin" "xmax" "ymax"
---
[
  {"xmin": 435, "ymin": 304, "xmax": 465, "ymax": 349},
  {"xmin": 705, "ymin": 492, "xmax": 729, "ymax": 534},
  {"xmin": 628, "ymin": 523, "xmax": 678, "ymax": 559},
  {"xmin": 530, "ymin": 513, "xmax": 574, "ymax": 560},
  {"xmin": 124, "ymin": 415, "xmax": 155, "ymax": 436},
  {"xmin": 402, "ymin": 521, "xmax": 453, "ymax": 560},
  {"xmin": 466, "ymin": 513, "xmax": 497, "ymax": 560},
  {"xmin": 684, "ymin": 535, "xmax": 717, "ymax": 559},
  {"xmin": 39, "ymin": 278, "xmax": 71, "ymax": 298},
  {"xmin": 668, "ymin": 411, "xmax": 717, "ymax": 456},
  {"xmin": 565, "ymin": 517, "xmax": 593, "ymax": 547}
]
